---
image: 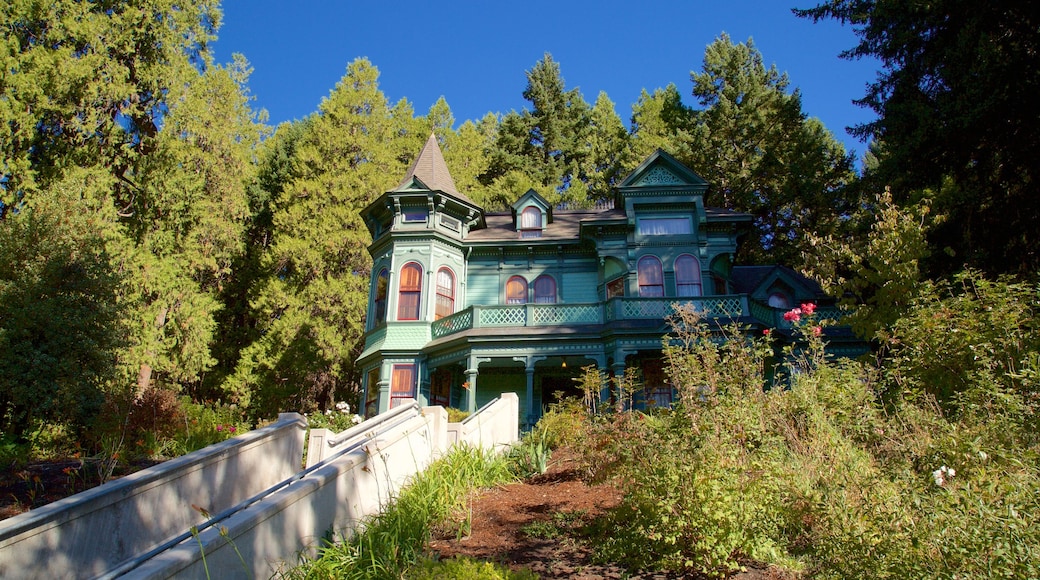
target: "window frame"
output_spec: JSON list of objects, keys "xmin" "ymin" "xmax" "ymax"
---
[
  {"xmin": 674, "ymin": 254, "xmax": 702, "ymax": 297},
  {"xmin": 397, "ymin": 262, "xmax": 423, "ymax": 321},
  {"xmin": 637, "ymin": 256, "xmax": 664, "ymax": 297},
  {"xmin": 533, "ymin": 274, "xmax": 557, "ymax": 304},
  {"xmin": 636, "ymin": 216, "xmax": 692, "ymax": 236},
  {"xmin": 374, "ymin": 268, "xmax": 389, "ymax": 327},
  {"xmin": 519, "ymin": 206, "xmax": 543, "ymax": 238},
  {"xmin": 435, "ymin": 267, "xmax": 455, "ymax": 320},
  {"xmin": 506, "ymin": 275, "xmax": 528, "ymax": 304},
  {"xmin": 390, "ymin": 363, "xmax": 417, "ymax": 409}
]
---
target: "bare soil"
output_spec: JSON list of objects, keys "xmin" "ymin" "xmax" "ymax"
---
[{"xmin": 429, "ymin": 449, "xmax": 791, "ymax": 579}]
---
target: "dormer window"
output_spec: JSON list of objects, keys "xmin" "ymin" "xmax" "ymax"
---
[
  {"xmin": 637, "ymin": 217, "xmax": 692, "ymax": 236},
  {"xmin": 520, "ymin": 207, "xmax": 542, "ymax": 238},
  {"xmin": 403, "ymin": 211, "xmax": 427, "ymax": 223}
]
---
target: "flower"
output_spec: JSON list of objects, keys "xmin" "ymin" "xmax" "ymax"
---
[
  {"xmin": 812, "ymin": 326, "xmax": 822, "ymax": 336},
  {"xmin": 763, "ymin": 329, "xmax": 772, "ymax": 336},
  {"xmin": 933, "ymin": 465, "xmax": 955, "ymax": 487},
  {"xmin": 229, "ymin": 426, "xmax": 236, "ymax": 434},
  {"xmin": 335, "ymin": 401, "xmax": 350, "ymax": 413},
  {"xmin": 216, "ymin": 424, "xmax": 223, "ymax": 432},
  {"xmin": 783, "ymin": 308, "xmax": 802, "ymax": 322},
  {"xmin": 462, "ymin": 381, "xmax": 470, "ymax": 390},
  {"xmin": 800, "ymin": 302, "xmax": 816, "ymax": 315}
]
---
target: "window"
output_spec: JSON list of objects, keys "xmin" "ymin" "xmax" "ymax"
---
[
  {"xmin": 637, "ymin": 217, "xmax": 692, "ymax": 236},
  {"xmin": 606, "ymin": 277, "xmax": 625, "ymax": 299},
  {"xmin": 439, "ymin": 214, "xmax": 460, "ymax": 231},
  {"xmin": 533, "ymin": 275, "xmax": 557, "ymax": 304},
  {"xmin": 365, "ymin": 368, "xmax": 380, "ymax": 418},
  {"xmin": 642, "ymin": 359, "xmax": 672, "ymax": 408},
  {"xmin": 506, "ymin": 276, "xmax": 528, "ymax": 304},
  {"xmin": 374, "ymin": 269, "xmax": 389, "ymax": 326},
  {"xmin": 435, "ymin": 268, "xmax": 455, "ymax": 320},
  {"xmin": 712, "ymin": 273, "xmax": 728, "ymax": 294},
  {"xmin": 520, "ymin": 206, "xmax": 542, "ymax": 238},
  {"xmin": 403, "ymin": 211, "xmax": 427, "ymax": 223},
  {"xmin": 674, "ymin": 255, "xmax": 702, "ymax": 297},
  {"xmin": 638, "ymin": 256, "xmax": 664, "ymax": 297},
  {"xmin": 768, "ymin": 292, "xmax": 790, "ymax": 309},
  {"xmin": 430, "ymin": 368, "xmax": 451, "ymax": 407},
  {"xmin": 397, "ymin": 262, "xmax": 423, "ymax": 320},
  {"xmin": 390, "ymin": 364, "xmax": 417, "ymax": 409}
]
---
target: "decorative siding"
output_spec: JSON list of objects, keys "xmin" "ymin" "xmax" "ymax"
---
[
  {"xmin": 466, "ymin": 271, "xmax": 501, "ymax": 306},
  {"xmin": 562, "ymin": 271, "xmax": 599, "ymax": 303}
]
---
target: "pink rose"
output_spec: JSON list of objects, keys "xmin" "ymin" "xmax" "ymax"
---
[{"xmin": 801, "ymin": 302, "xmax": 816, "ymax": 315}]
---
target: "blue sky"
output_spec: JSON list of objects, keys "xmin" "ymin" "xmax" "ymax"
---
[{"xmin": 214, "ymin": 1, "xmax": 880, "ymax": 161}]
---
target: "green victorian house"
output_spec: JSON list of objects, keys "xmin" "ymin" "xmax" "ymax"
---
[{"xmin": 357, "ymin": 135, "xmax": 863, "ymax": 425}]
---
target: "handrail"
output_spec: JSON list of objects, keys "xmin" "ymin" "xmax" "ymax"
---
[{"xmin": 460, "ymin": 397, "xmax": 499, "ymax": 426}]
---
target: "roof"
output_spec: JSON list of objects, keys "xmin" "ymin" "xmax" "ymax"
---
[
  {"xmin": 465, "ymin": 208, "xmax": 626, "ymax": 243},
  {"xmin": 729, "ymin": 265, "xmax": 827, "ymax": 298},
  {"xmin": 395, "ymin": 134, "xmax": 478, "ymax": 206}
]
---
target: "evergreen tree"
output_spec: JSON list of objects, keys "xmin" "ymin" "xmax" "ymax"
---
[
  {"xmin": 626, "ymin": 84, "xmax": 696, "ymax": 174},
  {"xmin": 688, "ymin": 35, "xmax": 855, "ymax": 266},
  {"xmin": 225, "ymin": 59, "xmax": 413, "ymax": 417},
  {"xmin": 797, "ymin": 0, "xmax": 1040, "ymax": 275}
]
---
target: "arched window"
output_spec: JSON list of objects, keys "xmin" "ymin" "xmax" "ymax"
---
[
  {"xmin": 768, "ymin": 292, "xmax": 790, "ymax": 309},
  {"xmin": 435, "ymin": 268, "xmax": 455, "ymax": 320},
  {"xmin": 520, "ymin": 207, "xmax": 542, "ymax": 238},
  {"xmin": 638, "ymin": 256, "xmax": 664, "ymax": 297},
  {"xmin": 533, "ymin": 275, "xmax": 557, "ymax": 303},
  {"xmin": 397, "ymin": 262, "xmax": 423, "ymax": 320},
  {"xmin": 506, "ymin": 276, "xmax": 528, "ymax": 304},
  {"xmin": 374, "ymin": 268, "xmax": 389, "ymax": 326},
  {"xmin": 674, "ymin": 255, "xmax": 702, "ymax": 297}
]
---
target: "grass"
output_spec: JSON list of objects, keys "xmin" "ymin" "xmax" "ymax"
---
[{"xmin": 283, "ymin": 444, "xmax": 515, "ymax": 579}]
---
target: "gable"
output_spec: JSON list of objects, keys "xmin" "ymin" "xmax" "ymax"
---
[{"xmin": 618, "ymin": 149, "xmax": 709, "ymax": 190}]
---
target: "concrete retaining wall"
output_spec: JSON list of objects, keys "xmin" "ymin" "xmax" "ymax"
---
[
  {"xmin": 0, "ymin": 394, "xmax": 520, "ymax": 579},
  {"xmin": 124, "ymin": 404, "xmax": 437, "ymax": 579},
  {"xmin": 0, "ymin": 413, "xmax": 307, "ymax": 580}
]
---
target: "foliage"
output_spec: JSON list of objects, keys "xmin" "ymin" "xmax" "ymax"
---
[
  {"xmin": 285, "ymin": 444, "xmax": 513, "ymax": 579},
  {"xmin": 804, "ymin": 187, "xmax": 930, "ymax": 340},
  {"xmin": 575, "ymin": 292, "xmax": 1040, "ymax": 578},
  {"xmin": 686, "ymin": 35, "xmax": 857, "ymax": 267},
  {"xmin": 407, "ymin": 556, "xmax": 537, "ymax": 580},
  {"xmin": 304, "ymin": 401, "xmax": 363, "ymax": 433},
  {"xmin": 796, "ymin": 0, "xmax": 1040, "ymax": 275},
  {"xmin": 224, "ymin": 58, "xmax": 411, "ymax": 419},
  {"xmin": 0, "ymin": 191, "xmax": 127, "ymax": 438},
  {"xmin": 507, "ymin": 431, "xmax": 551, "ymax": 479}
]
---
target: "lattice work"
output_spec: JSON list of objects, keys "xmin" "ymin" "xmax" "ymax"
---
[
  {"xmin": 700, "ymin": 297, "xmax": 743, "ymax": 317},
  {"xmin": 636, "ymin": 166, "xmax": 682, "ymax": 186},
  {"xmin": 531, "ymin": 304, "xmax": 600, "ymax": 325},
  {"xmin": 748, "ymin": 300, "xmax": 776, "ymax": 326},
  {"xmin": 480, "ymin": 307, "xmax": 526, "ymax": 326},
  {"xmin": 431, "ymin": 310, "xmax": 473, "ymax": 338},
  {"xmin": 622, "ymin": 300, "xmax": 670, "ymax": 319}
]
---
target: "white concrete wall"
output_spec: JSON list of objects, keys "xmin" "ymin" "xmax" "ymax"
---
[
  {"xmin": 0, "ymin": 396, "xmax": 520, "ymax": 580},
  {"xmin": 455, "ymin": 393, "xmax": 520, "ymax": 453},
  {"xmin": 125, "ymin": 406, "xmax": 438, "ymax": 579},
  {"xmin": 0, "ymin": 413, "xmax": 306, "ymax": 580}
]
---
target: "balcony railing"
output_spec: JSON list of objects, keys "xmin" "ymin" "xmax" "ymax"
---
[{"xmin": 430, "ymin": 295, "xmax": 751, "ymax": 339}]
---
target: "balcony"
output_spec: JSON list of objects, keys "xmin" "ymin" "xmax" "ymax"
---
[{"xmin": 430, "ymin": 295, "xmax": 752, "ymax": 339}]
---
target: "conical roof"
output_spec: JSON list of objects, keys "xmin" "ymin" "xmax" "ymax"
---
[{"xmin": 397, "ymin": 133, "xmax": 460, "ymax": 196}]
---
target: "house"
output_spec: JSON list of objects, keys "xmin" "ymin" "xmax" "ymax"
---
[{"xmin": 357, "ymin": 134, "xmax": 864, "ymax": 425}]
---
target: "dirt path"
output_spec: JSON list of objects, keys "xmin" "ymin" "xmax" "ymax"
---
[{"xmin": 429, "ymin": 451, "xmax": 786, "ymax": 579}]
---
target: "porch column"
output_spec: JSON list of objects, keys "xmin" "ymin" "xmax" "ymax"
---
[
  {"xmin": 463, "ymin": 368, "xmax": 478, "ymax": 413},
  {"xmin": 611, "ymin": 352, "xmax": 628, "ymax": 412},
  {"xmin": 592, "ymin": 353, "xmax": 610, "ymax": 408},
  {"xmin": 525, "ymin": 366, "xmax": 536, "ymax": 428},
  {"xmin": 378, "ymin": 361, "xmax": 392, "ymax": 414},
  {"xmin": 465, "ymin": 354, "xmax": 489, "ymax": 413}
]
